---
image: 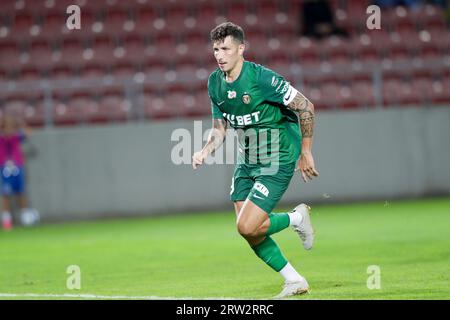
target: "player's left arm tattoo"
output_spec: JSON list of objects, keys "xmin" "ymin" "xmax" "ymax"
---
[{"xmin": 287, "ymin": 92, "xmax": 315, "ymax": 138}]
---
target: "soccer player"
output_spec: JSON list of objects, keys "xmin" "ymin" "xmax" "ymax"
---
[
  {"xmin": 192, "ymin": 22, "xmax": 319, "ymax": 298},
  {"xmin": 0, "ymin": 115, "xmax": 36, "ymax": 230}
]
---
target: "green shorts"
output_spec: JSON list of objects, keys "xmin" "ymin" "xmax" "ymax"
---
[{"xmin": 230, "ymin": 162, "xmax": 296, "ymax": 214}]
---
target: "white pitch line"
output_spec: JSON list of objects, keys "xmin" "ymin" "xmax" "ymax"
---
[{"xmin": 0, "ymin": 293, "xmax": 240, "ymax": 300}]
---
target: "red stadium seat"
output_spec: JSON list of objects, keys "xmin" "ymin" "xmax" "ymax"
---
[
  {"xmin": 255, "ymin": 1, "xmax": 298, "ymax": 36},
  {"xmin": 9, "ymin": 13, "xmax": 34, "ymax": 42},
  {"xmin": 27, "ymin": 41, "xmax": 54, "ymax": 71},
  {"xmin": 192, "ymin": 90, "xmax": 212, "ymax": 116},
  {"xmin": 119, "ymin": 35, "xmax": 148, "ymax": 66},
  {"xmin": 51, "ymin": 98, "xmax": 80, "ymax": 126},
  {"xmin": 65, "ymin": 97, "xmax": 94, "ymax": 124},
  {"xmin": 80, "ymin": 64, "xmax": 107, "ymax": 80},
  {"xmin": 0, "ymin": 44, "xmax": 21, "ymax": 74},
  {"xmin": 428, "ymin": 77, "xmax": 450, "ymax": 104},
  {"xmin": 165, "ymin": 92, "xmax": 201, "ymax": 118},
  {"xmin": 352, "ymin": 81, "xmax": 376, "ymax": 108},
  {"xmin": 299, "ymin": 84, "xmax": 327, "ymax": 110},
  {"xmin": 142, "ymin": 65, "xmax": 169, "ymax": 94},
  {"xmin": 172, "ymin": 65, "xmax": 206, "ymax": 92},
  {"xmin": 2, "ymin": 99, "xmax": 28, "ymax": 118},
  {"xmin": 89, "ymin": 37, "xmax": 118, "ymax": 67},
  {"xmin": 319, "ymin": 36, "xmax": 350, "ymax": 61},
  {"xmin": 23, "ymin": 103, "xmax": 45, "ymax": 127},
  {"xmin": 133, "ymin": 8, "xmax": 157, "ymax": 38},
  {"xmin": 420, "ymin": 4, "xmax": 447, "ymax": 31},
  {"xmin": 383, "ymin": 79, "xmax": 421, "ymax": 107},
  {"xmin": 142, "ymin": 94, "xmax": 177, "ymax": 120},
  {"xmin": 383, "ymin": 7, "xmax": 419, "ymax": 33},
  {"xmin": 55, "ymin": 39, "xmax": 86, "ymax": 70},
  {"xmin": 146, "ymin": 37, "xmax": 178, "ymax": 66},
  {"xmin": 39, "ymin": 13, "xmax": 67, "ymax": 43},
  {"xmin": 97, "ymin": 94, "xmax": 133, "ymax": 122},
  {"xmin": 71, "ymin": 96, "xmax": 105, "ymax": 123},
  {"xmin": 292, "ymin": 37, "xmax": 321, "ymax": 66},
  {"xmin": 164, "ymin": 8, "xmax": 192, "ymax": 36},
  {"xmin": 102, "ymin": 9, "xmax": 133, "ymax": 39},
  {"xmin": 111, "ymin": 62, "xmax": 138, "ymax": 79}
]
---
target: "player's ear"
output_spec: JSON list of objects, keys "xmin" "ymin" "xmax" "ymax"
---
[{"xmin": 238, "ymin": 42, "xmax": 245, "ymax": 56}]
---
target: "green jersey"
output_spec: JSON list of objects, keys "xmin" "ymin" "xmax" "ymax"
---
[{"xmin": 208, "ymin": 61, "xmax": 301, "ymax": 165}]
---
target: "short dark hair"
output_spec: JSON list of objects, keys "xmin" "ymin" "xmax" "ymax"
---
[{"xmin": 210, "ymin": 22, "xmax": 245, "ymax": 44}]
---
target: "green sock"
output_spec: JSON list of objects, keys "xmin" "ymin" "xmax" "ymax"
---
[
  {"xmin": 266, "ymin": 212, "xmax": 290, "ymax": 236},
  {"xmin": 251, "ymin": 236, "xmax": 288, "ymax": 272}
]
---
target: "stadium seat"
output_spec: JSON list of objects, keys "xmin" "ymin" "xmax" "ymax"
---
[
  {"xmin": 351, "ymin": 81, "xmax": 376, "ymax": 108},
  {"xmin": 48, "ymin": 98, "xmax": 78, "ymax": 126},
  {"xmin": 27, "ymin": 41, "xmax": 55, "ymax": 72},
  {"xmin": 55, "ymin": 39, "xmax": 86, "ymax": 70},
  {"xmin": 102, "ymin": 9, "xmax": 133, "ymax": 39},
  {"xmin": 319, "ymin": 35, "xmax": 350, "ymax": 61},
  {"xmin": 192, "ymin": 90, "xmax": 212, "ymax": 116},
  {"xmin": 0, "ymin": 0, "xmax": 448, "ymax": 127},
  {"xmin": 14, "ymin": 102, "xmax": 43, "ymax": 127},
  {"xmin": 165, "ymin": 92, "xmax": 202, "ymax": 118},
  {"xmin": 383, "ymin": 79, "xmax": 421, "ymax": 107},
  {"xmin": 292, "ymin": 37, "xmax": 321, "ymax": 66},
  {"xmin": 119, "ymin": 35, "xmax": 147, "ymax": 66},
  {"xmin": 142, "ymin": 93, "xmax": 178, "ymax": 120},
  {"xmin": 64, "ymin": 96, "xmax": 94, "ymax": 124},
  {"xmin": 88, "ymin": 37, "xmax": 118, "ymax": 67},
  {"xmin": 133, "ymin": 7, "xmax": 157, "ymax": 38},
  {"xmin": 97, "ymin": 94, "xmax": 133, "ymax": 122},
  {"xmin": 0, "ymin": 43, "xmax": 21, "ymax": 74},
  {"xmin": 38, "ymin": 13, "xmax": 67, "ymax": 43},
  {"xmin": 383, "ymin": 6, "xmax": 419, "ymax": 33},
  {"xmin": 9, "ymin": 13, "xmax": 34, "ymax": 42},
  {"xmin": 428, "ymin": 77, "xmax": 450, "ymax": 104}
]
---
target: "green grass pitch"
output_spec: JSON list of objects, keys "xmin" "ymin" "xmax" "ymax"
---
[{"xmin": 1, "ymin": 198, "xmax": 449, "ymax": 300}]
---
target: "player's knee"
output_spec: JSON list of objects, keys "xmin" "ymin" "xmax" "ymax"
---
[{"xmin": 237, "ymin": 222, "xmax": 258, "ymax": 239}]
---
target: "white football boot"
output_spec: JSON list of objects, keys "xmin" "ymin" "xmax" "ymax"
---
[
  {"xmin": 291, "ymin": 203, "xmax": 315, "ymax": 250},
  {"xmin": 274, "ymin": 278, "xmax": 310, "ymax": 299}
]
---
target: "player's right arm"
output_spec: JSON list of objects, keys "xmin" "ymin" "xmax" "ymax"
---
[
  {"xmin": 192, "ymin": 118, "xmax": 227, "ymax": 169},
  {"xmin": 193, "ymin": 72, "xmax": 228, "ymax": 170}
]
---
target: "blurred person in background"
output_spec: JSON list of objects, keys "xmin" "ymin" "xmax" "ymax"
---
[
  {"xmin": 300, "ymin": 0, "xmax": 348, "ymax": 38},
  {"xmin": 0, "ymin": 115, "xmax": 38, "ymax": 230}
]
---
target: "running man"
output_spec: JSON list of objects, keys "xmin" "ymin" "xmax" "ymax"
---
[
  {"xmin": 0, "ymin": 115, "xmax": 36, "ymax": 230},
  {"xmin": 192, "ymin": 22, "xmax": 319, "ymax": 298}
]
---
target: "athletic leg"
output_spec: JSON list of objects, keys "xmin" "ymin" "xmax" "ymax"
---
[
  {"xmin": 1, "ymin": 195, "xmax": 13, "ymax": 230},
  {"xmin": 1, "ymin": 169, "xmax": 13, "ymax": 230}
]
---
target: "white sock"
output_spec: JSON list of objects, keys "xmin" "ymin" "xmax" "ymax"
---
[
  {"xmin": 288, "ymin": 210, "xmax": 303, "ymax": 226},
  {"xmin": 279, "ymin": 262, "xmax": 303, "ymax": 283}
]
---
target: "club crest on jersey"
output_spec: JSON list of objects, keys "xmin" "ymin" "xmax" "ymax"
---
[
  {"xmin": 242, "ymin": 94, "xmax": 251, "ymax": 104},
  {"xmin": 227, "ymin": 90, "xmax": 237, "ymax": 99}
]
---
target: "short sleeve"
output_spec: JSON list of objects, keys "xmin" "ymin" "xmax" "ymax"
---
[
  {"xmin": 258, "ymin": 66, "xmax": 298, "ymax": 106},
  {"xmin": 208, "ymin": 72, "xmax": 224, "ymax": 119},
  {"xmin": 210, "ymin": 99, "xmax": 224, "ymax": 119}
]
